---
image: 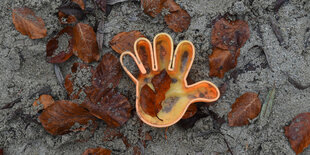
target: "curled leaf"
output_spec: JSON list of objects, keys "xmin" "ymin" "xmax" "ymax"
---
[
  {"xmin": 208, "ymin": 48, "xmax": 240, "ymax": 78},
  {"xmin": 33, "ymin": 94, "xmax": 55, "ymax": 109},
  {"xmin": 39, "ymin": 100, "xmax": 96, "ymax": 135},
  {"xmin": 182, "ymin": 103, "xmax": 197, "ymax": 119},
  {"xmin": 73, "ymin": 23, "xmax": 100, "ymax": 63},
  {"xmin": 110, "ymin": 31, "xmax": 145, "ymax": 54},
  {"xmin": 140, "ymin": 70, "xmax": 172, "ymax": 117},
  {"xmin": 163, "ymin": 0, "xmax": 191, "ymax": 32},
  {"xmin": 82, "ymin": 89, "xmax": 132, "ymax": 128},
  {"xmin": 12, "ymin": 7, "xmax": 47, "ymax": 39},
  {"xmin": 228, "ymin": 92, "xmax": 261, "ymax": 126},
  {"xmin": 58, "ymin": 1, "xmax": 85, "ymax": 23},
  {"xmin": 211, "ymin": 18, "xmax": 250, "ymax": 51},
  {"xmin": 82, "ymin": 147, "xmax": 111, "ymax": 155},
  {"xmin": 141, "ymin": 0, "xmax": 167, "ymax": 17},
  {"xmin": 285, "ymin": 113, "xmax": 310, "ymax": 154},
  {"xmin": 46, "ymin": 26, "xmax": 74, "ymax": 63}
]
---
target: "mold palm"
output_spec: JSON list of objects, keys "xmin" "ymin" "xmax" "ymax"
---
[{"xmin": 120, "ymin": 33, "xmax": 220, "ymax": 127}]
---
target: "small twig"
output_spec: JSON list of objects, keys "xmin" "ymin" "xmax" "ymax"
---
[
  {"xmin": 1, "ymin": 86, "xmax": 52, "ymax": 110},
  {"xmin": 54, "ymin": 64, "xmax": 65, "ymax": 88},
  {"xmin": 258, "ymin": 85, "xmax": 276, "ymax": 127},
  {"xmin": 107, "ymin": 0, "xmax": 139, "ymax": 5},
  {"xmin": 287, "ymin": 76, "xmax": 310, "ymax": 90},
  {"xmin": 269, "ymin": 17, "xmax": 284, "ymax": 46},
  {"xmin": 274, "ymin": 0, "xmax": 289, "ymax": 12}
]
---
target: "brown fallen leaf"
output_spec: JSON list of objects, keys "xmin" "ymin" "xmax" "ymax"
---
[
  {"xmin": 133, "ymin": 146, "xmax": 141, "ymax": 155},
  {"xmin": 211, "ymin": 18, "xmax": 250, "ymax": 51},
  {"xmin": 0, "ymin": 148, "xmax": 3, "ymax": 155},
  {"xmin": 110, "ymin": 31, "xmax": 145, "ymax": 54},
  {"xmin": 182, "ymin": 103, "xmax": 197, "ymax": 119},
  {"xmin": 92, "ymin": 53, "xmax": 122, "ymax": 93},
  {"xmin": 163, "ymin": 0, "xmax": 191, "ymax": 32},
  {"xmin": 141, "ymin": 0, "xmax": 167, "ymax": 17},
  {"xmin": 228, "ymin": 92, "xmax": 261, "ymax": 126},
  {"xmin": 46, "ymin": 26, "xmax": 74, "ymax": 63},
  {"xmin": 73, "ymin": 23, "xmax": 100, "ymax": 63},
  {"xmin": 140, "ymin": 70, "xmax": 172, "ymax": 117},
  {"xmin": 82, "ymin": 89, "xmax": 132, "ymax": 128},
  {"xmin": 208, "ymin": 48, "xmax": 240, "ymax": 78},
  {"xmin": 33, "ymin": 94, "xmax": 55, "ymax": 109},
  {"xmin": 39, "ymin": 100, "xmax": 96, "ymax": 135},
  {"xmin": 103, "ymin": 128, "xmax": 122, "ymax": 141},
  {"xmin": 285, "ymin": 113, "xmax": 310, "ymax": 154},
  {"xmin": 12, "ymin": 7, "xmax": 47, "ymax": 39},
  {"xmin": 82, "ymin": 147, "xmax": 111, "ymax": 155},
  {"xmin": 82, "ymin": 54, "xmax": 131, "ymax": 127}
]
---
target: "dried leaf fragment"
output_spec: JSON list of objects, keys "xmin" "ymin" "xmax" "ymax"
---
[
  {"xmin": 12, "ymin": 7, "xmax": 47, "ymax": 39},
  {"xmin": 82, "ymin": 147, "xmax": 111, "ymax": 155},
  {"xmin": 33, "ymin": 94, "xmax": 55, "ymax": 109},
  {"xmin": 39, "ymin": 100, "xmax": 96, "ymax": 135},
  {"xmin": 228, "ymin": 92, "xmax": 261, "ymax": 126},
  {"xmin": 73, "ymin": 23, "xmax": 100, "ymax": 63},
  {"xmin": 211, "ymin": 18, "xmax": 250, "ymax": 51},
  {"xmin": 95, "ymin": 0, "xmax": 107, "ymax": 12},
  {"xmin": 182, "ymin": 103, "xmax": 197, "ymax": 119},
  {"xmin": 110, "ymin": 31, "xmax": 145, "ymax": 54},
  {"xmin": 141, "ymin": 0, "xmax": 167, "ymax": 17},
  {"xmin": 46, "ymin": 26, "xmax": 74, "ymax": 63},
  {"xmin": 72, "ymin": 0, "xmax": 85, "ymax": 10},
  {"xmin": 209, "ymin": 48, "xmax": 240, "ymax": 78},
  {"xmin": 163, "ymin": 0, "xmax": 191, "ymax": 32},
  {"xmin": 285, "ymin": 113, "xmax": 310, "ymax": 154},
  {"xmin": 140, "ymin": 70, "xmax": 172, "ymax": 117}
]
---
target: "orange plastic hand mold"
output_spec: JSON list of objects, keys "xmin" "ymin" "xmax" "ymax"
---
[{"xmin": 120, "ymin": 33, "xmax": 220, "ymax": 127}]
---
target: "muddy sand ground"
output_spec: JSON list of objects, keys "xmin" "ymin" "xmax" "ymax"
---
[{"xmin": 0, "ymin": 0, "xmax": 310, "ymax": 154}]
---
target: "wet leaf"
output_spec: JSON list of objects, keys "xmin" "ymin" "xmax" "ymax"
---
[
  {"xmin": 92, "ymin": 53, "xmax": 122, "ymax": 91},
  {"xmin": 82, "ymin": 89, "xmax": 132, "ymax": 128},
  {"xmin": 182, "ymin": 103, "xmax": 197, "ymax": 119},
  {"xmin": 285, "ymin": 113, "xmax": 310, "ymax": 154},
  {"xmin": 163, "ymin": 0, "xmax": 191, "ymax": 32},
  {"xmin": 95, "ymin": 0, "xmax": 107, "ymax": 12},
  {"xmin": 211, "ymin": 18, "xmax": 250, "ymax": 51},
  {"xmin": 228, "ymin": 92, "xmax": 261, "ymax": 126},
  {"xmin": 58, "ymin": 1, "xmax": 85, "ymax": 22},
  {"xmin": 82, "ymin": 147, "xmax": 112, "ymax": 155},
  {"xmin": 141, "ymin": 0, "xmax": 167, "ymax": 17},
  {"xmin": 12, "ymin": 7, "xmax": 47, "ymax": 39},
  {"xmin": 110, "ymin": 31, "xmax": 145, "ymax": 54},
  {"xmin": 46, "ymin": 26, "xmax": 74, "ymax": 63},
  {"xmin": 39, "ymin": 100, "xmax": 96, "ymax": 135},
  {"xmin": 209, "ymin": 48, "xmax": 240, "ymax": 78},
  {"xmin": 140, "ymin": 70, "xmax": 172, "ymax": 117},
  {"xmin": 33, "ymin": 94, "xmax": 55, "ymax": 109},
  {"xmin": 73, "ymin": 23, "xmax": 100, "ymax": 63},
  {"xmin": 0, "ymin": 148, "xmax": 2, "ymax": 155}
]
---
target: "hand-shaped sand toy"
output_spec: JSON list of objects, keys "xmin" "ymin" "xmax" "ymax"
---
[{"xmin": 120, "ymin": 33, "xmax": 220, "ymax": 127}]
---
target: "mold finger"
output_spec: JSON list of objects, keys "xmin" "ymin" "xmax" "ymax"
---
[
  {"xmin": 135, "ymin": 38, "xmax": 154, "ymax": 74},
  {"xmin": 153, "ymin": 33, "xmax": 174, "ymax": 72},
  {"xmin": 171, "ymin": 41, "xmax": 194, "ymax": 79}
]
